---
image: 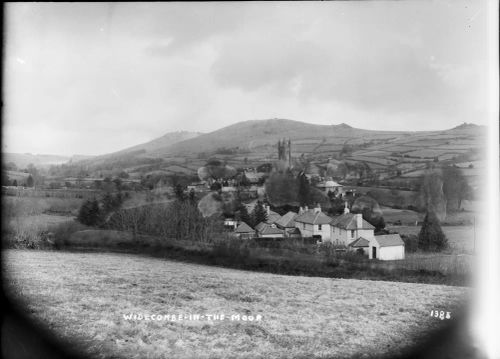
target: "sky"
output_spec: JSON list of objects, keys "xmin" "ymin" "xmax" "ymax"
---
[{"xmin": 3, "ymin": 1, "xmax": 493, "ymax": 156}]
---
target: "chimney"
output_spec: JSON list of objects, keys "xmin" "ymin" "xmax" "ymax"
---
[
  {"xmin": 344, "ymin": 202, "xmax": 350, "ymax": 214},
  {"xmin": 314, "ymin": 203, "xmax": 321, "ymax": 214},
  {"xmin": 266, "ymin": 205, "xmax": 270, "ymax": 215},
  {"xmin": 356, "ymin": 213, "xmax": 363, "ymax": 228},
  {"xmin": 299, "ymin": 206, "xmax": 304, "ymax": 214},
  {"xmin": 305, "ymin": 205, "xmax": 309, "ymax": 212}
]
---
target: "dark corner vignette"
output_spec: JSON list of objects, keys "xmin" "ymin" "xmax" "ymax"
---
[
  {"xmin": 1, "ymin": 2, "xmax": 490, "ymax": 359},
  {"xmin": 0, "ymin": 290, "xmax": 480, "ymax": 359},
  {"xmin": 1, "ymin": 291, "xmax": 84, "ymax": 359}
]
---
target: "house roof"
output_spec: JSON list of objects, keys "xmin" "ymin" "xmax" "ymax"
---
[
  {"xmin": 255, "ymin": 222, "xmax": 284, "ymax": 235},
  {"xmin": 234, "ymin": 222, "xmax": 254, "ymax": 233},
  {"xmin": 260, "ymin": 225, "xmax": 284, "ymax": 236},
  {"xmin": 266, "ymin": 211, "xmax": 282, "ymax": 224},
  {"xmin": 244, "ymin": 172, "xmax": 265, "ymax": 181},
  {"xmin": 330, "ymin": 213, "xmax": 375, "ymax": 230},
  {"xmin": 295, "ymin": 211, "xmax": 333, "ymax": 225},
  {"xmin": 374, "ymin": 234, "xmax": 404, "ymax": 247},
  {"xmin": 254, "ymin": 222, "xmax": 267, "ymax": 232},
  {"xmin": 316, "ymin": 180, "xmax": 343, "ymax": 188},
  {"xmin": 349, "ymin": 237, "xmax": 370, "ymax": 247},
  {"xmin": 275, "ymin": 211, "xmax": 297, "ymax": 228}
]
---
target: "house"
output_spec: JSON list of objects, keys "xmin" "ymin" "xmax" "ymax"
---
[
  {"xmin": 234, "ymin": 222, "xmax": 255, "ymax": 239},
  {"xmin": 255, "ymin": 222, "xmax": 285, "ymax": 238},
  {"xmin": 221, "ymin": 186, "xmax": 237, "ymax": 193},
  {"xmin": 368, "ymin": 234, "xmax": 405, "ymax": 260},
  {"xmin": 243, "ymin": 171, "xmax": 265, "ymax": 185},
  {"xmin": 316, "ymin": 179, "xmax": 343, "ymax": 196},
  {"xmin": 275, "ymin": 211, "xmax": 301, "ymax": 237},
  {"xmin": 329, "ymin": 204, "xmax": 375, "ymax": 245},
  {"xmin": 294, "ymin": 205, "xmax": 333, "ymax": 241},
  {"xmin": 245, "ymin": 202, "xmax": 281, "ymax": 225},
  {"xmin": 187, "ymin": 182, "xmax": 208, "ymax": 192},
  {"xmin": 264, "ymin": 206, "xmax": 281, "ymax": 224},
  {"xmin": 224, "ymin": 218, "xmax": 238, "ymax": 230}
]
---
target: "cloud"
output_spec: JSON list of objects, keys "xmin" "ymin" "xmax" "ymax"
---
[{"xmin": 3, "ymin": 2, "xmax": 490, "ymax": 155}]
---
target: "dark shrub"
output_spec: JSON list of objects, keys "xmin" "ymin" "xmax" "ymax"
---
[{"xmin": 401, "ymin": 234, "xmax": 419, "ymax": 253}]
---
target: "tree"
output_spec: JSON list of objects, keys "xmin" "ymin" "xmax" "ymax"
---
[
  {"xmin": 12, "ymin": 179, "xmax": 18, "ymax": 187},
  {"xmin": 418, "ymin": 169, "xmax": 447, "ymax": 221},
  {"xmin": 188, "ymin": 188, "xmax": 196, "ymax": 203},
  {"xmin": 77, "ymin": 200, "xmax": 101, "ymax": 226},
  {"xmin": 252, "ymin": 201, "xmax": 268, "ymax": 225},
  {"xmin": 351, "ymin": 195, "xmax": 385, "ymax": 232},
  {"xmin": 174, "ymin": 184, "xmax": 185, "ymax": 201},
  {"xmin": 236, "ymin": 202, "xmax": 252, "ymax": 226},
  {"xmin": 418, "ymin": 211, "xmax": 448, "ymax": 252},
  {"xmin": 26, "ymin": 175, "xmax": 34, "ymax": 187},
  {"xmin": 442, "ymin": 166, "xmax": 473, "ymax": 210},
  {"xmin": 297, "ymin": 172, "xmax": 311, "ymax": 206},
  {"xmin": 210, "ymin": 181, "xmax": 222, "ymax": 191},
  {"xmin": 264, "ymin": 171, "xmax": 298, "ymax": 206}
]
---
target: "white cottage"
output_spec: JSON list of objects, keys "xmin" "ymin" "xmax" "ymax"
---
[
  {"xmin": 368, "ymin": 234, "xmax": 405, "ymax": 260},
  {"xmin": 330, "ymin": 205, "xmax": 375, "ymax": 245},
  {"xmin": 294, "ymin": 205, "xmax": 333, "ymax": 241},
  {"xmin": 316, "ymin": 179, "xmax": 344, "ymax": 196}
]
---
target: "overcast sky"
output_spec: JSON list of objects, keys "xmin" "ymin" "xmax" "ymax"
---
[{"xmin": 3, "ymin": 1, "xmax": 492, "ymax": 156}]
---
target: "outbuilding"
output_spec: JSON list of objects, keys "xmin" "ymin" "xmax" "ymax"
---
[
  {"xmin": 348, "ymin": 237, "xmax": 370, "ymax": 256},
  {"xmin": 234, "ymin": 222, "xmax": 255, "ymax": 240},
  {"xmin": 369, "ymin": 234, "xmax": 405, "ymax": 260}
]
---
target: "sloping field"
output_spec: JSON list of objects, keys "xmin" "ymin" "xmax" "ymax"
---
[{"xmin": 4, "ymin": 250, "xmax": 469, "ymax": 359}]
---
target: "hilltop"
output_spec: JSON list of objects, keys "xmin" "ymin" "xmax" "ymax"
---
[{"xmin": 29, "ymin": 119, "xmax": 485, "ymax": 186}]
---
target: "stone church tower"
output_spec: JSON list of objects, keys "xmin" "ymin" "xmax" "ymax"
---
[{"xmin": 277, "ymin": 138, "xmax": 292, "ymax": 168}]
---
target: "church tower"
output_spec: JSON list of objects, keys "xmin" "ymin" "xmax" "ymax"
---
[{"xmin": 277, "ymin": 138, "xmax": 292, "ymax": 168}]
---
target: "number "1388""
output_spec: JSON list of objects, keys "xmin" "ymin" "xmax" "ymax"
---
[{"xmin": 430, "ymin": 310, "xmax": 451, "ymax": 320}]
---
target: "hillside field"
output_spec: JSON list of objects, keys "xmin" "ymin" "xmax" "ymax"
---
[{"xmin": 4, "ymin": 250, "xmax": 469, "ymax": 359}]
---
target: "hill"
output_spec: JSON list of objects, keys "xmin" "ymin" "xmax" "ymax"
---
[
  {"xmin": 63, "ymin": 131, "xmax": 202, "ymax": 173},
  {"xmin": 3, "ymin": 153, "xmax": 72, "ymax": 169},
  {"xmin": 55, "ymin": 119, "xmax": 486, "ymax": 181}
]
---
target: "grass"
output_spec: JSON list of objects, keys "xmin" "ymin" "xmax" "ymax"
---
[
  {"xmin": 4, "ymin": 214, "xmax": 75, "ymax": 249},
  {"xmin": 3, "ymin": 249, "xmax": 470, "ymax": 359},
  {"xmin": 388, "ymin": 225, "xmax": 476, "ymax": 254},
  {"xmin": 50, "ymin": 229, "xmax": 470, "ymax": 285},
  {"xmin": 380, "ymin": 206, "xmax": 421, "ymax": 225},
  {"xmin": 3, "ymin": 196, "xmax": 84, "ymax": 216}
]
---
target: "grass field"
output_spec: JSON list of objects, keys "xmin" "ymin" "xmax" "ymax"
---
[
  {"xmin": 4, "ymin": 250, "xmax": 469, "ymax": 359},
  {"xmin": 388, "ymin": 225, "xmax": 476, "ymax": 254}
]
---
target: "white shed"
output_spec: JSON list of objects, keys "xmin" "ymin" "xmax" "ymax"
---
[{"xmin": 369, "ymin": 234, "xmax": 405, "ymax": 260}]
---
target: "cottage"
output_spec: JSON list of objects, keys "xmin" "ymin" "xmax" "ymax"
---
[
  {"xmin": 275, "ymin": 211, "xmax": 301, "ymax": 237},
  {"xmin": 264, "ymin": 206, "xmax": 281, "ymax": 225},
  {"xmin": 316, "ymin": 179, "xmax": 343, "ymax": 196},
  {"xmin": 369, "ymin": 234, "xmax": 405, "ymax": 260},
  {"xmin": 294, "ymin": 205, "xmax": 333, "ymax": 241},
  {"xmin": 224, "ymin": 218, "xmax": 238, "ymax": 230},
  {"xmin": 243, "ymin": 171, "xmax": 265, "ymax": 185},
  {"xmin": 255, "ymin": 222, "xmax": 285, "ymax": 238},
  {"xmin": 329, "ymin": 205, "xmax": 375, "ymax": 245},
  {"xmin": 234, "ymin": 222, "xmax": 255, "ymax": 239}
]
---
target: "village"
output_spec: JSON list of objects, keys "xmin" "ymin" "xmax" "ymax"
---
[
  {"xmin": 3, "ymin": 2, "xmax": 493, "ymax": 359},
  {"xmin": 228, "ymin": 202, "xmax": 405, "ymax": 261}
]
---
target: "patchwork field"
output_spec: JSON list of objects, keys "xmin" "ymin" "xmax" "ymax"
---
[{"xmin": 3, "ymin": 250, "xmax": 469, "ymax": 359}]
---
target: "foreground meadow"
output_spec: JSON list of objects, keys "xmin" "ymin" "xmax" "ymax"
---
[{"xmin": 4, "ymin": 250, "xmax": 469, "ymax": 359}]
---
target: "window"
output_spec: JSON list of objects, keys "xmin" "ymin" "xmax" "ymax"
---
[
  {"xmin": 351, "ymin": 230, "xmax": 355, "ymax": 238},
  {"xmin": 303, "ymin": 223, "xmax": 306, "ymax": 230},
  {"xmin": 318, "ymin": 224, "xmax": 322, "ymax": 230}
]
